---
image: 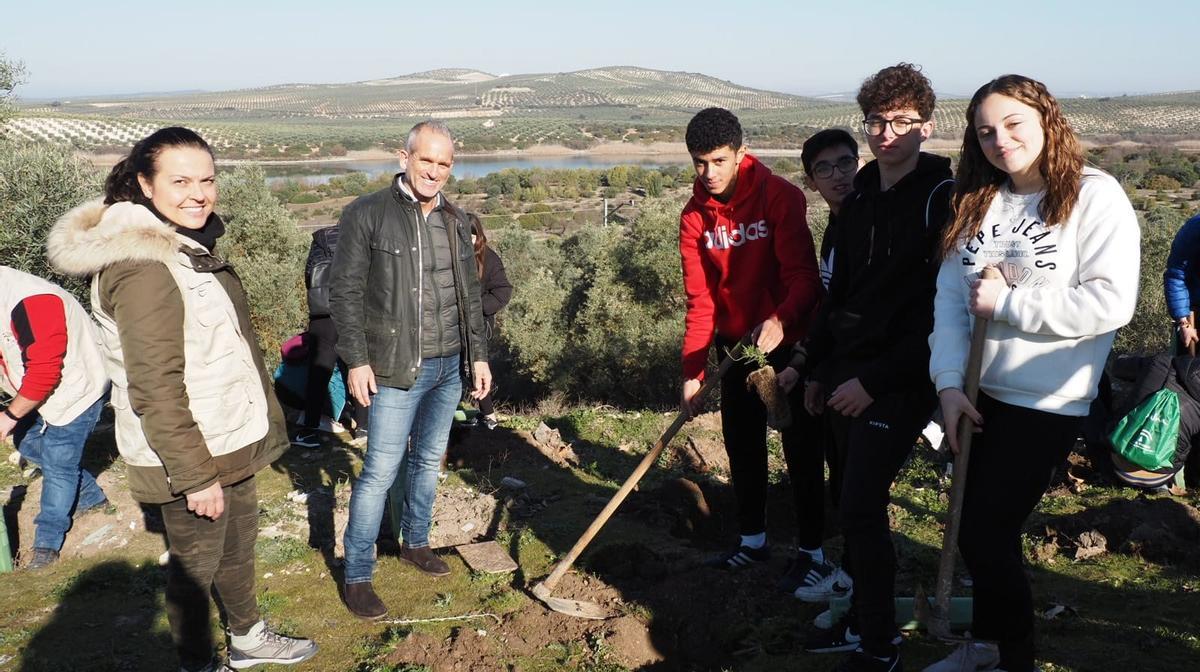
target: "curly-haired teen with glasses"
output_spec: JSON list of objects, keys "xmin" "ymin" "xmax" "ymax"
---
[{"xmin": 801, "ymin": 64, "xmax": 954, "ymax": 672}]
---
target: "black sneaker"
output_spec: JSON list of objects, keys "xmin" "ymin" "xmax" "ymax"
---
[
  {"xmin": 290, "ymin": 431, "xmax": 320, "ymax": 448},
  {"xmin": 705, "ymin": 543, "xmax": 770, "ymax": 570},
  {"xmin": 805, "ymin": 612, "xmax": 863, "ymax": 654},
  {"xmin": 777, "ymin": 553, "xmax": 817, "ymax": 593},
  {"xmin": 833, "ymin": 646, "xmax": 902, "ymax": 672}
]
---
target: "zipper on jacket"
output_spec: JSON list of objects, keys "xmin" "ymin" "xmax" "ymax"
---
[
  {"xmin": 414, "ymin": 201, "xmax": 425, "ymax": 371},
  {"xmin": 447, "ymin": 212, "xmax": 473, "ymax": 380}
]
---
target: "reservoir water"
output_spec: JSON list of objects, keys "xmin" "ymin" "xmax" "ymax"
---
[{"xmin": 258, "ymin": 154, "xmax": 695, "ymax": 186}]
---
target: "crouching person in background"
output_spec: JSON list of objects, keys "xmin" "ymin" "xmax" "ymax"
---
[
  {"xmin": 0, "ymin": 265, "xmax": 110, "ymax": 570},
  {"xmin": 49, "ymin": 127, "xmax": 317, "ymax": 672}
]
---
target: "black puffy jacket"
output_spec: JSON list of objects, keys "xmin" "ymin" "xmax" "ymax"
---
[
  {"xmin": 305, "ymin": 226, "xmax": 338, "ymax": 317},
  {"xmin": 329, "ymin": 175, "xmax": 487, "ymax": 390}
]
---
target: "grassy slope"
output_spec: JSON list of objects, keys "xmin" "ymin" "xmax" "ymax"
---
[{"xmin": 2, "ymin": 407, "xmax": 1199, "ymax": 671}]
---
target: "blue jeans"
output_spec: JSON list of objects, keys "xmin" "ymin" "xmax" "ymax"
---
[
  {"xmin": 13, "ymin": 395, "xmax": 107, "ymax": 551},
  {"xmin": 343, "ymin": 356, "xmax": 462, "ymax": 583}
]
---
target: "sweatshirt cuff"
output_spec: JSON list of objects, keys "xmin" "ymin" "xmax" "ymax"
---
[
  {"xmin": 993, "ymin": 285, "xmax": 1015, "ymax": 324},
  {"xmin": 934, "ymin": 371, "xmax": 964, "ymax": 393}
]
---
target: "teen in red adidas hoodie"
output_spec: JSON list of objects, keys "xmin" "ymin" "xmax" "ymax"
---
[{"xmin": 679, "ymin": 108, "xmax": 823, "ymax": 576}]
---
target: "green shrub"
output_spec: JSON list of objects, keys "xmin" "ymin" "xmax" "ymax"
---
[
  {"xmin": 217, "ymin": 165, "xmax": 309, "ymax": 367},
  {"xmin": 288, "ymin": 192, "xmax": 322, "ymax": 204},
  {"xmin": 1114, "ymin": 206, "xmax": 1182, "ymax": 355},
  {"xmin": 0, "ymin": 141, "xmax": 100, "ymax": 305},
  {"xmin": 492, "ymin": 198, "xmax": 687, "ymax": 405}
]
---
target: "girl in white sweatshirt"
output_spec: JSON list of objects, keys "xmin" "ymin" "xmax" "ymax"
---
[{"xmin": 926, "ymin": 75, "xmax": 1140, "ymax": 672}]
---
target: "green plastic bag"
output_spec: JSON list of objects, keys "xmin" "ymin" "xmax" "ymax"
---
[{"xmin": 1109, "ymin": 388, "xmax": 1179, "ymax": 471}]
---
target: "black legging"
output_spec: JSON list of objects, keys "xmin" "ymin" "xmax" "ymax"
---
[
  {"xmin": 715, "ymin": 335, "xmax": 826, "ymax": 549},
  {"xmin": 304, "ymin": 316, "xmax": 367, "ymax": 431},
  {"xmin": 959, "ymin": 393, "xmax": 1080, "ymax": 672},
  {"xmin": 827, "ymin": 387, "xmax": 935, "ymax": 655}
]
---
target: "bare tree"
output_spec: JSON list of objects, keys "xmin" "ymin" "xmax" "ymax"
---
[{"xmin": 1, "ymin": 52, "xmax": 28, "ymax": 125}]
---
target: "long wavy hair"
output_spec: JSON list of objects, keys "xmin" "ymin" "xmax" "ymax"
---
[
  {"xmin": 467, "ymin": 212, "xmax": 487, "ymax": 281},
  {"xmin": 940, "ymin": 75, "xmax": 1083, "ymax": 260}
]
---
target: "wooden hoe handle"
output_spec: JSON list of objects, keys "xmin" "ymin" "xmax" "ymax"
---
[
  {"xmin": 540, "ymin": 335, "xmax": 751, "ymax": 592},
  {"xmin": 932, "ymin": 265, "xmax": 1002, "ymax": 624}
]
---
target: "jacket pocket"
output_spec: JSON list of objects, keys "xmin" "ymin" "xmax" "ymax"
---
[
  {"xmin": 190, "ymin": 385, "xmax": 253, "ymax": 440},
  {"xmin": 365, "ymin": 321, "xmax": 399, "ymax": 378},
  {"xmin": 185, "ymin": 276, "xmax": 238, "ymax": 363}
]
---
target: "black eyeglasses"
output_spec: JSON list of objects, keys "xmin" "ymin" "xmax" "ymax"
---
[
  {"xmin": 811, "ymin": 156, "xmax": 858, "ymax": 179},
  {"xmin": 862, "ymin": 117, "xmax": 924, "ymax": 137}
]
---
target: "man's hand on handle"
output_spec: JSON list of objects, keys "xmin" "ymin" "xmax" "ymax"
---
[{"xmin": 680, "ymin": 378, "xmax": 702, "ymax": 419}]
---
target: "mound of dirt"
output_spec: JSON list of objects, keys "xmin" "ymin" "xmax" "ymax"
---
[{"xmin": 1041, "ymin": 497, "xmax": 1200, "ymax": 567}]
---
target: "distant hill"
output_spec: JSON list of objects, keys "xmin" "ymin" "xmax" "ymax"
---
[
  {"xmin": 20, "ymin": 66, "xmax": 833, "ymax": 121},
  {"xmin": 5, "ymin": 68, "xmax": 1199, "ymax": 153}
]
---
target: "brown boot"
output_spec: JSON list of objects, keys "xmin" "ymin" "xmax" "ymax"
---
[
  {"xmin": 399, "ymin": 545, "xmax": 450, "ymax": 577},
  {"xmin": 343, "ymin": 581, "xmax": 388, "ymax": 620}
]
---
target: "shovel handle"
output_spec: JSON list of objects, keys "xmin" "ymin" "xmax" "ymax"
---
[
  {"xmin": 933, "ymin": 265, "xmax": 1001, "ymax": 619},
  {"xmin": 540, "ymin": 335, "xmax": 751, "ymax": 592}
]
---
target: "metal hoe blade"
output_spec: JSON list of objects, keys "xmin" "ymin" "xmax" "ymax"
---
[{"xmin": 531, "ymin": 581, "xmax": 609, "ymax": 620}]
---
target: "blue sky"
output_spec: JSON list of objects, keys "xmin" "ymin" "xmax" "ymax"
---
[{"xmin": 3, "ymin": 0, "xmax": 1195, "ymax": 99}]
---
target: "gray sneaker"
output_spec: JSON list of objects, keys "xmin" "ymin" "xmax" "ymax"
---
[
  {"xmin": 227, "ymin": 621, "xmax": 318, "ymax": 668},
  {"xmin": 25, "ymin": 548, "xmax": 59, "ymax": 570}
]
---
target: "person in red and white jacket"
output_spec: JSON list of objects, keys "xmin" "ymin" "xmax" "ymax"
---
[
  {"xmin": 0, "ymin": 265, "xmax": 109, "ymax": 570},
  {"xmin": 678, "ymin": 108, "xmax": 823, "ymax": 577}
]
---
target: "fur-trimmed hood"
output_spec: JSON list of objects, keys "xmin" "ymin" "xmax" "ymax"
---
[{"xmin": 48, "ymin": 199, "xmax": 186, "ymax": 278}]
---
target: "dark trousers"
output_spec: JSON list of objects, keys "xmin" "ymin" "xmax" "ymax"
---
[
  {"xmin": 716, "ymin": 336, "xmax": 825, "ymax": 548},
  {"xmin": 828, "ymin": 389, "xmax": 934, "ymax": 654},
  {"xmin": 477, "ymin": 390, "xmax": 495, "ymax": 417},
  {"xmin": 959, "ymin": 394, "xmax": 1080, "ymax": 672},
  {"xmin": 161, "ymin": 477, "xmax": 260, "ymax": 670},
  {"xmin": 303, "ymin": 316, "xmax": 338, "ymax": 429},
  {"xmin": 304, "ymin": 316, "xmax": 367, "ymax": 431}
]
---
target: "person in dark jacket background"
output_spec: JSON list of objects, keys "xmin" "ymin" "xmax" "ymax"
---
[
  {"xmin": 467, "ymin": 213, "xmax": 512, "ymax": 430},
  {"xmin": 1111, "ymin": 351, "xmax": 1200, "ymax": 488},
  {"xmin": 293, "ymin": 225, "xmax": 367, "ymax": 447},
  {"xmin": 1163, "ymin": 212, "xmax": 1200, "ymax": 353}
]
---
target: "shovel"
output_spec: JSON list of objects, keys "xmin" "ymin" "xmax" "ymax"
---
[
  {"xmin": 531, "ymin": 336, "xmax": 750, "ymax": 619},
  {"xmin": 919, "ymin": 265, "xmax": 1000, "ymax": 640}
]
